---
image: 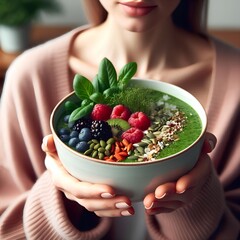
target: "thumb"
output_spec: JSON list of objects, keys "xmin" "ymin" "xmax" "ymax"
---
[
  {"xmin": 42, "ymin": 134, "xmax": 56, "ymax": 153},
  {"xmin": 176, "ymin": 153, "xmax": 212, "ymax": 194},
  {"xmin": 202, "ymin": 132, "xmax": 217, "ymax": 153}
]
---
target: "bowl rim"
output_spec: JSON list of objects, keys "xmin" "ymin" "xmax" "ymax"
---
[{"xmin": 50, "ymin": 78, "xmax": 207, "ymax": 166}]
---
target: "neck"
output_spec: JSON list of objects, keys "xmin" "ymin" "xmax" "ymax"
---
[{"xmin": 98, "ymin": 16, "xmax": 177, "ymax": 76}]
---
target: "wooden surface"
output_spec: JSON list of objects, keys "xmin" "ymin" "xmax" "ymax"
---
[
  {"xmin": 209, "ymin": 29, "xmax": 240, "ymax": 48},
  {"xmin": 1, "ymin": 26, "xmax": 240, "ymax": 94}
]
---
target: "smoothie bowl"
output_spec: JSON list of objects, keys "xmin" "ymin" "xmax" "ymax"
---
[{"xmin": 50, "ymin": 58, "xmax": 207, "ymax": 202}]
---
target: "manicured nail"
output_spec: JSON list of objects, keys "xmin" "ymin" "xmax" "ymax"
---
[
  {"xmin": 121, "ymin": 210, "xmax": 132, "ymax": 216},
  {"xmin": 115, "ymin": 202, "xmax": 130, "ymax": 209},
  {"xmin": 177, "ymin": 189, "xmax": 186, "ymax": 194},
  {"xmin": 101, "ymin": 193, "xmax": 115, "ymax": 199},
  {"xmin": 155, "ymin": 192, "xmax": 167, "ymax": 199},
  {"xmin": 43, "ymin": 136, "xmax": 48, "ymax": 148},
  {"xmin": 145, "ymin": 202, "xmax": 154, "ymax": 210},
  {"xmin": 209, "ymin": 139, "xmax": 215, "ymax": 151}
]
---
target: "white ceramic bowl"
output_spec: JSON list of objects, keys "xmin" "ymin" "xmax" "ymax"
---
[{"xmin": 50, "ymin": 79, "xmax": 207, "ymax": 202}]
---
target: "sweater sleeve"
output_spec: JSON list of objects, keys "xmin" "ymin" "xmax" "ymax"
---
[
  {"xmin": 0, "ymin": 48, "xmax": 111, "ymax": 239},
  {"xmin": 1, "ymin": 171, "xmax": 111, "ymax": 240},
  {"xmin": 145, "ymin": 163, "xmax": 239, "ymax": 240}
]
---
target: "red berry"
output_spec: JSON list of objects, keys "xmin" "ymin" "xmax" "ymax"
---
[
  {"xmin": 110, "ymin": 104, "xmax": 131, "ymax": 121},
  {"xmin": 121, "ymin": 127, "xmax": 143, "ymax": 143},
  {"xmin": 91, "ymin": 104, "xmax": 112, "ymax": 121},
  {"xmin": 128, "ymin": 112, "xmax": 151, "ymax": 130}
]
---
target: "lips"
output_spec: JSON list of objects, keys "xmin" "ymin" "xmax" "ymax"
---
[{"xmin": 119, "ymin": 1, "xmax": 157, "ymax": 17}]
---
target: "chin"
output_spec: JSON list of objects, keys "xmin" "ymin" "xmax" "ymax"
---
[{"xmin": 120, "ymin": 20, "xmax": 157, "ymax": 33}]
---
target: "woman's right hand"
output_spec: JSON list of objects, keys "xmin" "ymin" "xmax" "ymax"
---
[{"xmin": 41, "ymin": 134, "xmax": 134, "ymax": 217}]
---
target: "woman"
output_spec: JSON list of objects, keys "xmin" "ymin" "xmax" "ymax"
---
[{"xmin": 0, "ymin": 0, "xmax": 239, "ymax": 239}]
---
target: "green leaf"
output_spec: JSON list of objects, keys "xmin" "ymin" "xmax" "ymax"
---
[
  {"xmin": 89, "ymin": 92, "xmax": 105, "ymax": 103},
  {"xmin": 69, "ymin": 102, "xmax": 94, "ymax": 122},
  {"xmin": 92, "ymin": 74, "xmax": 100, "ymax": 92},
  {"xmin": 73, "ymin": 74, "xmax": 95, "ymax": 100},
  {"xmin": 118, "ymin": 62, "xmax": 137, "ymax": 89},
  {"xmin": 0, "ymin": 0, "xmax": 61, "ymax": 26},
  {"xmin": 98, "ymin": 58, "xmax": 117, "ymax": 91},
  {"xmin": 64, "ymin": 100, "xmax": 77, "ymax": 113},
  {"xmin": 81, "ymin": 99, "xmax": 92, "ymax": 107},
  {"xmin": 103, "ymin": 87, "xmax": 120, "ymax": 98}
]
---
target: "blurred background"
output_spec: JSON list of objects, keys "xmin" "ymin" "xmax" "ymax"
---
[
  {"xmin": 37, "ymin": 0, "xmax": 240, "ymax": 29},
  {"xmin": 0, "ymin": 0, "xmax": 240, "ymax": 94}
]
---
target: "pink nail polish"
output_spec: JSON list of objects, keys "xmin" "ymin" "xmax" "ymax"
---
[
  {"xmin": 209, "ymin": 140, "xmax": 214, "ymax": 151},
  {"xmin": 177, "ymin": 189, "xmax": 186, "ymax": 194},
  {"xmin": 121, "ymin": 210, "xmax": 132, "ymax": 216},
  {"xmin": 115, "ymin": 202, "xmax": 130, "ymax": 209},
  {"xmin": 145, "ymin": 202, "xmax": 154, "ymax": 210},
  {"xmin": 43, "ymin": 136, "xmax": 48, "ymax": 148},
  {"xmin": 101, "ymin": 192, "xmax": 115, "ymax": 199},
  {"xmin": 155, "ymin": 192, "xmax": 166, "ymax": 199}
]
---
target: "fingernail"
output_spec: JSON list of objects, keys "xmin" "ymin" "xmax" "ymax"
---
[
  {"xmin": 209, "ymin": 140, "xmax": 215, "ymax": 151},
  {"xmin": 155, "ymin": 192, "xmax": 167, "ymax": 200},
  {"xmin": 43, "ymin": 136, "xmax": 48, "ymax": 148},
  {"xmin": 121, "ymin": 210, "xmax": 132, "ymax": 216},
  {"xmin": 177, "ymin": 189, "xmax": 186, "ymax": 194},
  {"xmin": 101, "ymin": 193, "xmax": 115, "ymax": 199},
  {"xmin": 145, "ymin": 202, "xmax": 154, "ymax": 210},
  {"xmin": 115, "ymin": 202, "xmax": 130, "ymax": 209}
]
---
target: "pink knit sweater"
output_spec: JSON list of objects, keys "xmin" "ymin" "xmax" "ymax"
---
[{"xmin": 0, "ymin": 27, "xmax": 239, "ymax": 239}]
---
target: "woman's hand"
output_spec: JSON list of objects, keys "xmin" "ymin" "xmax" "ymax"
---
[
  {"xmin": 143, "ymin": 132, "xmax": 217, "ymax": 215},
  {"xmin": 42, "ymin": 134, "xmax": 134, "ymax": 217}
]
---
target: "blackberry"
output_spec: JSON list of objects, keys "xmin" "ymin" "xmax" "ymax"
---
[
  {"xmin": 72, "ymin": 118, "xmax": 92, "ymax": 132},
  {"xmin": 91, "ymin": 120, "xmax": 113, "ymax": 141}
]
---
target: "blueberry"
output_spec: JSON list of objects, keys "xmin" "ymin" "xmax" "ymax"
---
[
  {"xmin": 60, "ymin": 134, "xmax": 70, "ymax": 142},
  {"xmin": 68, "ymin": 137, "xmax": 80, "ymax": 147},
  {"xmin": 68, "ymin": 121, "xmax": 75, "ymax": 129},
  {"xmin": 63, "ymin": 115, "xmax": 70, "ymax": 123},
  {"xmin": 70, "ymin": 130, "xmax": 79, "ymax": 138},
  {"xmin": 76, "ymin": 141, "xmax": 89, "ymax": 153},
  {"xmin": 79, "ymin": 128, "xmax": 92, "ymax": 142},
  {"xmin": 59, "ymin": 128, "xmax": 70, "ymax": 135}
]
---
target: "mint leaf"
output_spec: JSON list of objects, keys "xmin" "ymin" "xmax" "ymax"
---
[
  {"xmin": 103, "ymin": 87, "xmax": 120, "ymax": 98},
  {"xmin": 98, "ymin": 58, "xmax": 117, "ymax": 91},
  {"xmin": 89, "ymin": 92, "xmax": 105, "ymax": 103},
  {"xmin": 92, "ymin": 74, "xmax": 100, "ymax": 92},
  {"xmin": 118, "ymin": 62, "xmax": 137, "ymax": 89},
  {"xmin": 69, "ymin": 102, "xmax": 94, "ymax": 122},
  {"xmin": 73, "ymin": 74, "xmax": 95, "ymax": 100}
]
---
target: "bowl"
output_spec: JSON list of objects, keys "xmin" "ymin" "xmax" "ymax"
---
[{"xmin": 50, "ymin": 78, "xmax": 207, "ymax": 202}]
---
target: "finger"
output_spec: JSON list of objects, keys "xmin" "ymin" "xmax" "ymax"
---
[
  {"xmin": 154, "ymin": 182, "xmax": 176, "ymax": 199},
  {"xmin": 143, "ymin": 192, "xmax": 156, "ymax": 209},
  {"xmin": 146, "ymin": 207, "xmax": 174, "ymax": 215},
  {"xmin": 176, "ymin": 154, "xmax": 211, "ymax": 193},
  {"xmin": 45, "ymin": 155, "xmax": 115, "ymax": 199},
  {"xmin": 202, "ymin": 132, "xmax": 217, "ymax": 153},
  {"xmin": 143, "ymin": 182, "xmax": 176, "ymax": 209},
  {"xmin": 94, "ymin": 206, "xmax": 135, "ymax": 217},
  {"xmin": 66, "ymin": 195, "xmax": 132, "ymax": 212},
  {"xmin": 42, "ymin": 134, "xmax": 56, "ymax": 153}
]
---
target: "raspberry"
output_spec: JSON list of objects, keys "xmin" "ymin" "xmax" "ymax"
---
[
  {"xmin": 91, "ymin": 104, "xmax": 112, "ymax": 121},
  {"xmin": 121, "ymin": 127, "xmax": 144, "ymax": 143},
  {"xmin": 110, "ymin": 104, "xmax": 131, "ymax": 121},
  {"xmin": 128, "ymin": 112, "xmax": 151, "ymax": 130}
]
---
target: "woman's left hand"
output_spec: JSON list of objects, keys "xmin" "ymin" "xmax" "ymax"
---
[{"xmin": 143, "ymin": 132, "xmax": 217, "ymax": 215}]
